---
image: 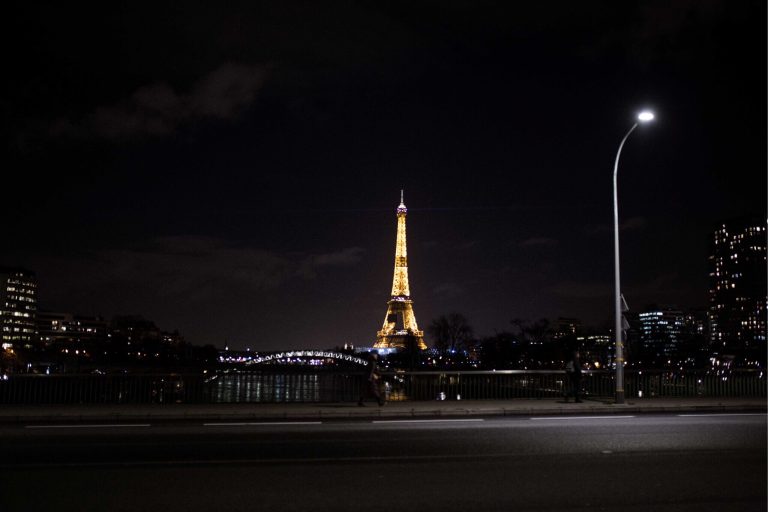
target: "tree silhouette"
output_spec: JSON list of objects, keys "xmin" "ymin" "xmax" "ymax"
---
[
  {"xmin": 428, "ymin": 313, "xmax": 474, "ymax": 353},
  {"xmin": 510, "ymin": 317, "xmax": 554, "ymax": 343},
  {"xmin": 509, "ymin": 317, "xmax": 563, "ymax": 369}
]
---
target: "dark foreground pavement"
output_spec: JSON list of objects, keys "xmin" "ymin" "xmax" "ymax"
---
[
  {"xmin": 0, "ymin": 396, "xmax": 765, "ymax": 424},
  {"xmin": 0, "ymin": 412, "xmax": 765, "ymax": 512}
]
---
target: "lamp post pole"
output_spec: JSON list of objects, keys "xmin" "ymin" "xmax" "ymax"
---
[{"xmin": 613, "ymin": 111, "xmax": 654, "ymax": 405}]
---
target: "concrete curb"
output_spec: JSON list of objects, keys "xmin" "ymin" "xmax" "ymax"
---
[{"xmin": 1, "ymin": 399, "xmax": 765, "ymax": 424}]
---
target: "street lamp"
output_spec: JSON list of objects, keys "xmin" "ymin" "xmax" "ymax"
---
[{"xmin": 613, "ymin": 110, "xmax": 654, "ymax": 404}]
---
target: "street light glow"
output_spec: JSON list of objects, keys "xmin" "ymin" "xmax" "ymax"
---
[{"xmin": 638, "ymin": 111, "xmax": 655, "ymax": 122}]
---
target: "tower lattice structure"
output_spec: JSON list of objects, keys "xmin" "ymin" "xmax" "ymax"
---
[{"xmin": 374, "ymin": 192, "xmax": 427, "ymax": 351}]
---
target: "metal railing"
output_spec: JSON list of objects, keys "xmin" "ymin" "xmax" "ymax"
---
[
  {"xmin": 0, "ymin": 374, "xmax": 208, "ymax": 405},
  {"xmin": 382, "ymin": 370, "xmax": 766, "ymax": 401},
  {"xmin": 0, "ymin": 369, "xmax": 764, "ymax": 404}
]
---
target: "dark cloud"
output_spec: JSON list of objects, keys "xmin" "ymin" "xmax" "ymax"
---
[
  {"xmin": 621, "ymin": 217, "xmax": 649, "ymax": 232},
  {"xmin": 297, "ymin": 247, "xmax": 366, "ymax": 278},
  {"xmin": 623, "ymin": 272, "xmax": 685, "ymax": 308},
  {"xmin": 575, "ymin": 0, "xmax": 729, "ymax": 68},
  {"xmin": 550, "ymin": 272, "xmax": 689, "ymax": 313},
  {"xmin": 33, "ymin": 237, "xmax": 365, "ymax": 313},
  {"xmin": 550, "ymin": 281, "xmax": 611, "ymax": 300},
  {"xmin": 584, "ymin": 217, "xmax": 649, "ymax": 236},
  {"xmin": 431, "ymin": 282, "xmax": 464, "ymax": 298},
  {"xmin": 39, "ymin": 237, "xmax": 291, "ymax": 306},
  {"xmin": 519, "ymin": 237, "xmax": 558, "ymax": 248},
  {"xmin": 49, "ymin": 63, "xmax": 267, "ymax": 142}
]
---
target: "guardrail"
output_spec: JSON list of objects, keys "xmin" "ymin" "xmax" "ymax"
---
[
  {"xmin": 382, "ymin": 370, "xmax": 766, "ymax": 401},
  {"xmin": 0, "ymin": 369, "xmax": 763, "ymax": 404}
]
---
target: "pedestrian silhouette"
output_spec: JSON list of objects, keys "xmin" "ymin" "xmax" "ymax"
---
[
  {"xmin": 358, "ymin": 351, "xmax": 385, "ymax": 406},
  {"xmin": 564, "ymin": 349, "xmax": 583, "ymax": 403}
]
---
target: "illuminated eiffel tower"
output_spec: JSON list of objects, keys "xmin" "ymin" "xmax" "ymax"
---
[{"xmin": 374, "ymin": 191, "xmax": 427, "ymax": 351}]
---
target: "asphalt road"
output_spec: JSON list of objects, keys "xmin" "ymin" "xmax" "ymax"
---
[{"xmin": 1, "ymin": 413, "xmax": 765, "ymax": 512}]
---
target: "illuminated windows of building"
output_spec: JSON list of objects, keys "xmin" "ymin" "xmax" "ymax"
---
[
  {"xmin": 36, "ymin": 311, "xmax": 108, "ymax": 346},
  {"xmin": 708, "ymin": 217, "xmax": 767, "ymax": 356},
  {"xmin": 638, "ymin": 308, "xmax": 684, "ymax": 359},
  {"xmin": 0, "ymin": 267, "xmax": 37, "ymax": 349}
]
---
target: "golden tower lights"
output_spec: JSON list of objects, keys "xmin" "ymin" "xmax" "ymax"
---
[{"xmin": 374, "ymin": 191, "xmax": 427, "ymax": 351}]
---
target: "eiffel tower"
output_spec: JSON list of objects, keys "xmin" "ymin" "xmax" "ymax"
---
[{"xmin": 374, "ymin": 191, "xmax": 427, "ymax": 351}]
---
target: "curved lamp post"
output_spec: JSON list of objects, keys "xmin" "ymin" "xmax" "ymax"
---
[{"xmin": 613, "ymin": 110, "xmax": 654, "ymax": 404}]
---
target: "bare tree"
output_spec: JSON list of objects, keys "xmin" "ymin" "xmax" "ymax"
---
[
  {"xmin": 428, "ymin": 313, "xmax": 474, "ymax": 353},
  {"xmin": 510, "ymin": 317, "xmax": 561, "ymax": 368},
  {"xmin": 510, "ymin": 317, "xmax": 554, "ymax": 344}
]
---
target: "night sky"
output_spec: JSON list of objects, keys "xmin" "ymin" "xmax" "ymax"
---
[{"xmin": 3, "ymin": 1, "xmax": 765, "ymax": 350}]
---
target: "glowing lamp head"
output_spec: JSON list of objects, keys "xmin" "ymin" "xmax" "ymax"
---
[{"xmin": 637, "ymin": 111, "xmax": 655, "ymax": 122}]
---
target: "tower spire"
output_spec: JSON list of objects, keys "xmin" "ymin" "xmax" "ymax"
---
[{"xmin": 374, "ymin": 192, "xmax": 426, "ymax": 351}]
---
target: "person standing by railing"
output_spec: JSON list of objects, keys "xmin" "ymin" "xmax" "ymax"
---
[
  {"xmin": 358, "ymin": 351, "xmax": 385, "ymax": 406},
  {"xmin": 564, "ymin": 350, "xmax": 583, "ymax": 403}
]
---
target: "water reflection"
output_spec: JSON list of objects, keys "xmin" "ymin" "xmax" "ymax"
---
[{"xmin": 211, "ymin": 371, "xmax": 359, "ymax": 403}]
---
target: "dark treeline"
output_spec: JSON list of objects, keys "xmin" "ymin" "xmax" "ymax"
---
[{"xmin": 425, "ymin": 313, "xmax": 718, "ymax": 371}]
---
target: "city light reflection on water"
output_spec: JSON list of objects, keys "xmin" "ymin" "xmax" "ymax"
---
[{"xmin": 211, "ymin": 372, "xmax": 361, "ymax": 403}]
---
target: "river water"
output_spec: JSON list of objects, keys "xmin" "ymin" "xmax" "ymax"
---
[{"xmin": 209, "ymin": 371, "xmax": 364, "ymax": 403}]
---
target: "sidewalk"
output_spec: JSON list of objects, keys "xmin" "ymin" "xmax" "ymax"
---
[{"xmin": 1, "ymin": 397, "xmax": 765, "ymax": 424}]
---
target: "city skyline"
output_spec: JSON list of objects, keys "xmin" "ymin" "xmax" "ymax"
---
[
  {"xmin": 3, "ymin": 2, "xmax": 765, "ymax": 350},
  {"xmin": 4, "ymin": 213, "xmax": 761, "ymax": 353}
]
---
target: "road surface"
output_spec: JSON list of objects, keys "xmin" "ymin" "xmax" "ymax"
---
[{"xmin": 1, "ymin": 413, "xmax": 765, "ymax": 511}]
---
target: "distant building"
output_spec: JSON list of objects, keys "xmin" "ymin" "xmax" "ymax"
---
[
  {"xmin": 554, "ymin": 317, "xmax": 581, "ymax": 339},
  {"xmin": 638, "ymin": 308, "xmax": 684, "ymax": 360},
  {"xmin": 109, "ymin": 315, "xmax": 185, "ymax": 351},
  {"xmin": 36, "ymin": 311, "xmax": 108, "ymax": 345},
  {"xmin": 626, "ymin": 307, "xmax": 709, "ymax": 366},
  {"xmin": 678, "ymin": 308, "xmax": 710, "ymax": 364},
  {"xmin": 682, "ymin": 309, "xmax": 709, "ymax": 339},
  {"xmin": 161, "ymin": 330, "xmax": 185, "ymax": 345},
  {"xmin": 575, "ymin": 333, "xmax": 612, "ymax": 368},
  {"xmin": 708, "ymin": 217, "xmax": 767, "ymax": 358},
  {"xmin": 110, "ymin": 315, "xmax": 162, "ymax": 342},
  {"xmin": 0, "ymin": 267, "xmax": 37, "ymax": 349}
]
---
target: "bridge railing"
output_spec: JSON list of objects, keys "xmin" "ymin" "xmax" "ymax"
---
[
  {"xmin": 0, "ymin": 374, "xmax": 208, "ymax": 405},
  {"xmin": 382, "ymin": 369, "xmax": 766, "ymax": 401},
  {"xmin": 0, "ymin": 369, "xmax": 763, "ymax": 404}
]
